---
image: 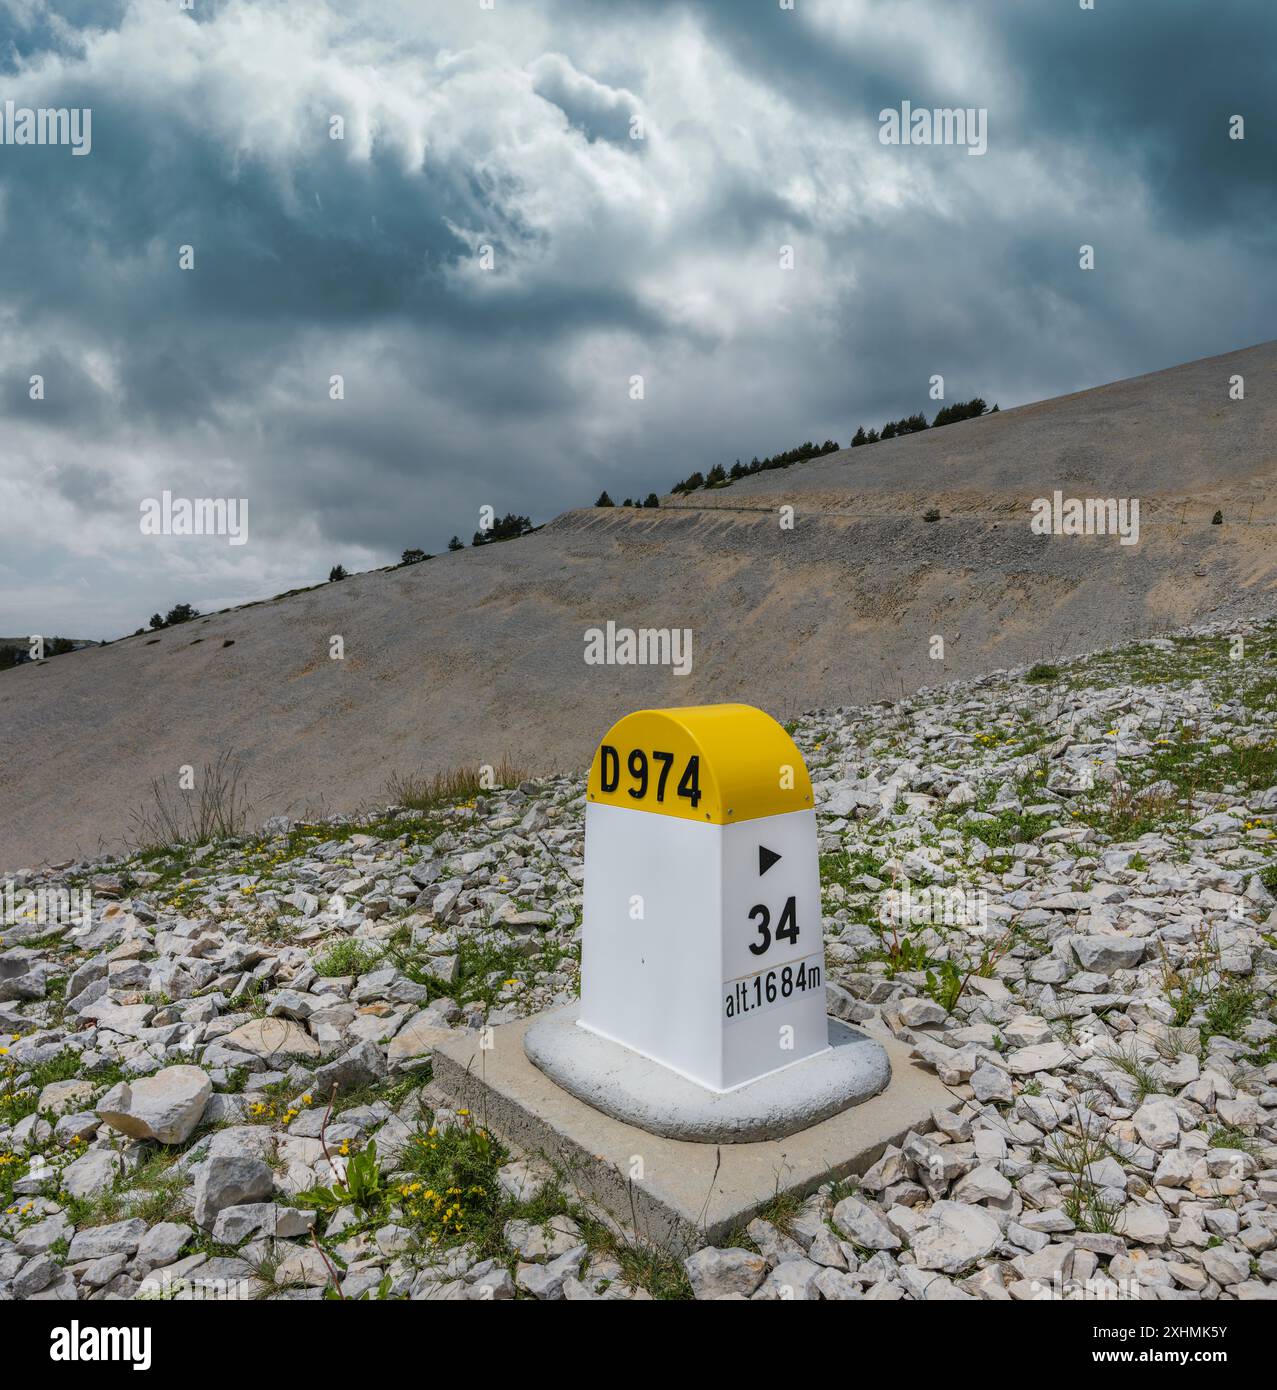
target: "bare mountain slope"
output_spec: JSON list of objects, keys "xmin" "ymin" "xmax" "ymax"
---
[{"xmin": 3, "ymin": 340, "xmax": 1276, "ymax": 871}]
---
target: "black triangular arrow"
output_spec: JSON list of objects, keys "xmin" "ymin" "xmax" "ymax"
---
[{"xmin": 759, "ymin": 845, "xmax": 781, "ymax": 876}]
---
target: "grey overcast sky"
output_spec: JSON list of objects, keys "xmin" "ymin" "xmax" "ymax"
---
[{"xmin": 1, "ymin": 0, "xmax": 1274, "ymax": 639}]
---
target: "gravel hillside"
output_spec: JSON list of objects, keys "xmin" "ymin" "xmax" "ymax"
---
[
  {"xmin": 3, "ymin": 341, "xmax": 1276, "ymax": 872},
  {"xmin": 3, "ymin": 616, "xmax": 1277, "ymax": 1300}
]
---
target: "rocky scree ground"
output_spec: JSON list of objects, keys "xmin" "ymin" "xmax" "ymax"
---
[{"xmin": 3, "ymin": 619, "xmax": 1277, "ymax": 1301}]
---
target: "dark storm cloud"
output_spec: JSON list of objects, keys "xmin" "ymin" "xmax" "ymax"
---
[
  {"xmin": 1, "ymin": 0, "xmax": 1274, "ymax": 639},
  {"xmin": 1, "ymin": 347, "xmax": 109, "ymax": 425},
  {"xmin": 991, "ymin": 0, "xmax": 1277, "ymax": 229}
]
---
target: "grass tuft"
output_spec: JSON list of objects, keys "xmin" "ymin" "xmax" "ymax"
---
[{"xmin": 384, "ymin": 758, "xmax": 528, "ymax": 813}]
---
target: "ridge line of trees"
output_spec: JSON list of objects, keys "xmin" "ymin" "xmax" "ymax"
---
[
  {"xmin": 666, "ymin": 397, "xmax": 997, "ymax": 498},
  {"xmin": 853, "ymin": 395, "xmax": 996, "ymax": 447},
  {"xmin": 115, "ymin": 396, "xmax": 999, "ymax": 643}
]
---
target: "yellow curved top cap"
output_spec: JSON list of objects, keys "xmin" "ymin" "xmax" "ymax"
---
[{"xmin": 586, "ymin": 703, "xmax": 812, "ymax": 824}]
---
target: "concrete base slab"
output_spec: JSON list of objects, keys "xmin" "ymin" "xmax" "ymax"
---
[
  {"xmin": 432, "ymin": 1010, "xmax": 952, "ymax": 1253},
  {"xmin": 523, "ymin": 1006, "xmax": 891, "ymax": 1142}
]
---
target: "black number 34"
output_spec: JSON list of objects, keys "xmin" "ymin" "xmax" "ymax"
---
[{"xmin": 747, "ymin": 896, "xmax": 799, "ymax": 956}]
